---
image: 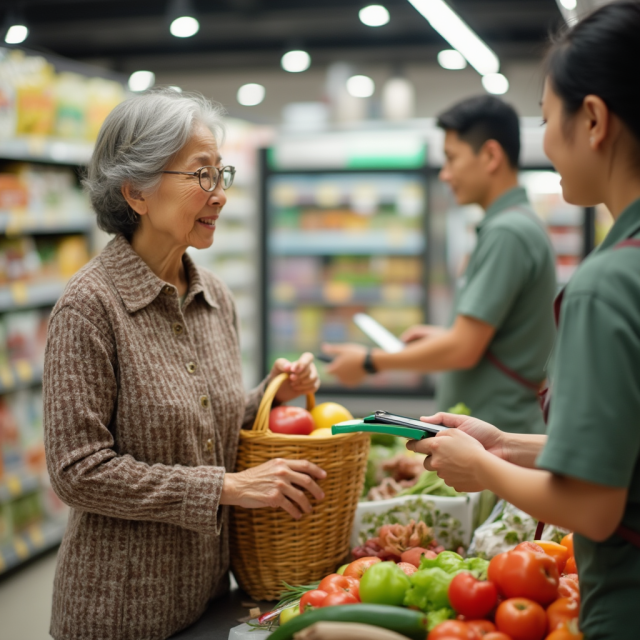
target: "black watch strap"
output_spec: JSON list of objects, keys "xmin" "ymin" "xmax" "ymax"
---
[{"xmin": 363, "ymin": 349, "xmax": 378, "ymax": 374}]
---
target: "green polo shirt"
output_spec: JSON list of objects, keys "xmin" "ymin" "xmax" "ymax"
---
[
  {"xmin": 537, "ymin": 198, "xmax": 640, "ymax": 640},
  {"xmin": 436, "ymin": 187, "xmax": 556, "ymax": 434}
]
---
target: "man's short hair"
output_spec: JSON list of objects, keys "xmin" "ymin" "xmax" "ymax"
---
[{"xmin": 437, "ymin": 95, "xmax": 521, "ymax": 168}]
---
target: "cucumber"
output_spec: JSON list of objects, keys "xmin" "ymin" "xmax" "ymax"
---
[{"xmin": 267, "ymin": 604, "xmax": 428, "ymax": 640}]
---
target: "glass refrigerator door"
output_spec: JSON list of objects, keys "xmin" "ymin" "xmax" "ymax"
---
[{"xmin": 265, "ymin": 170, "xmax": 430, "ymax": 393}]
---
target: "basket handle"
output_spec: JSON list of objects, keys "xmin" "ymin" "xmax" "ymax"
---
[{"xmin": 252, "ymin": 373, "xmax": 316, "ymax": 433}]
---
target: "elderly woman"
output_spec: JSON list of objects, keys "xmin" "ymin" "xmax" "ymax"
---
[{"xmin": 44, "ymin": 89, "xmax": 325, "ymax": 640}]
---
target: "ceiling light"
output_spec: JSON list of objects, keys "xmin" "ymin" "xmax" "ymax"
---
[
  {"xmin": 281, "ymin": 50, "xmax": 311, "ymax": 73},
  {"xmin": 482, "ymin": 73, "xmax": 509, "ymax": 95},
  {"xmin": 128, "ymin": 71, "xmax": 156, "ymax": 92},
  {"xmin": 559, "ymin": 0, "xmax": 577, "ymax": 9},
  {"xmin": 237, "ymin": 83, "xmax": 265, "ymax": 106},
  {"xmin": 170, "ymin": 16, "xmax": 199, "ymax": 37},
  {"xmin": 437, "ymin": 49, "xmax": 467, "ymax": 70},
  {"xmin": 359, "ymin": 5, "xmax": 390, "ymax": 27},
  {"xmin": 407, "ymin": 0, "xmax": 499, "ymax": 75},
  {"xmin": 5, "ymin": 24, "xmax": 28, "ymax": 45},
  {"xmin": 347, "ymin": 75, "xmax": 375, "ymax": 98}
]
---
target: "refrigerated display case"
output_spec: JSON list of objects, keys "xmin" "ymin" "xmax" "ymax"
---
[{"xmin": 261, "ymin": 148, "xmax": 432, "ymax": 395}]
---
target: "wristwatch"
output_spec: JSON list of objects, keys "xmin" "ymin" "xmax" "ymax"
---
[{"xmin": 363, "ymin": 349, "xmax": 378, "ymax": 374}]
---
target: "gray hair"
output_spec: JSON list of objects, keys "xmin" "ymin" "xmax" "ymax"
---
[{"xmin": 83, "ymin": 88, "xmax": 226, "ymax": 238}]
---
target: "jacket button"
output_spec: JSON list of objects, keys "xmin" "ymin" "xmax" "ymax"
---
[
  {"xmin": 200, "ymin": 395, "xmax": 209, "ymax": 408},
  {"xmin": 163, "ymin": 285, "xmax": 173, "ymax": 295},
  {"xmin": 172, "ymin": 322, "xmax": 184, "ymax": 336},
  {"xmin": 186, "ymin": 362, "xmax": 197, "ymax": 374},
  {"xmin": 205, "ymin": 438, "xmax": 214, "ymax": 452}
]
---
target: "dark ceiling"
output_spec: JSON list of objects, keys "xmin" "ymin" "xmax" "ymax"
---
[{"xmin": 2, "ymin": 0, "xmax": 564, "ymax": 72}]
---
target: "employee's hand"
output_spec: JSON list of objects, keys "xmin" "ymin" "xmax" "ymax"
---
[
  {"xmin": 322, "ymin": 343, "xmax": 368, "ymax": 387},
  {"xmin": 400, "ymin": 324, "xmax": 446, "ymax": 343},
  {"xmin": 270, "ymin": 352, "xmax": 320, "ymax": 403},
  {"xmin": 409, "ymin": 412, "xmax": 509, "ymax": 461},
  {"xmin": 221, "ymin": 458, "xmax": 326, "ymax": 520},
  {"xmin": 407, "ymin": 427, "xmax": 488, "ymax": 492}
]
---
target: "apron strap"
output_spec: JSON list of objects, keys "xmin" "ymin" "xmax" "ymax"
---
[{"xmin": 485, "ymin": 351, "xmax": 543, "ymax": 392}]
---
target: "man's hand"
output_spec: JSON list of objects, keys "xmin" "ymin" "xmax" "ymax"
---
[
  {"xmin": 321, "ymin": 343, "xmax": 368, "ymax": 387},
  {"xmin": 270, "ymin": 352, "xmax": 320, "ymax": 403},
  {"xmin": 400, "ymin": 324, "xmax": 446, "ymax": 343}
]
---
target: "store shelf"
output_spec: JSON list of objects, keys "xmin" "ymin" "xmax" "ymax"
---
[
  {"xmin": 270, "ymin": 231, "xmax": 425, "ymax": 256},
  {"xmin": 0, "ymin": 138, "xmax": 93, "ymax": 165},
  {"xmin": 0, "ymin": 518, "xmax": 67, "ymax": 575},
  {"xmin": 0, "ymin": 214, "xmax": 93, "ymax": 236},
  {"xmin": 272, "ymin": 286, "xmax": 423, "ymax": 307},
  {"xmin": 0, "ymin": 471, "xmax": 41, "ymax": 505},
  {"xmin": 0, "ymin": 280, "xmax": 67, "ymax": 312},
  {"xmin": 0, "ymin": 360, "xmax": 43, "ymax": 394}
]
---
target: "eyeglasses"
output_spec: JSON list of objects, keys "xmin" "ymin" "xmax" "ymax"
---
[{"xmin": 161, "ymin": 165, "xmax": 236, "ymax": 192}]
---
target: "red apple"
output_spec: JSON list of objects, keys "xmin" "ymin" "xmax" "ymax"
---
[{"xmin": 269, "ymin": 406, "xmax": 315, "ymax": 435}]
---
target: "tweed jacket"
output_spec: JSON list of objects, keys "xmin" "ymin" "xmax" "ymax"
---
[{"xmin": 44, "ymin": 234, "xmax": 266, "ymax": 640}]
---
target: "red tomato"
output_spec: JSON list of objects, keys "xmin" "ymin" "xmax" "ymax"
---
[
  {"xmin": 299, "ymin": 589, "xmax": 328, "ymax": 613},
  {"xmin": 319, "ymin": 591, "xmax": 358, "ymax": 607},
  {"xmin": 343, "ymin": 556, "xmax": 381, "ymax": 579},
  {"xmin": 489, "ymin": 550, "xmax": 559, "ymax": 605},
  {"xmin": 401, "ymin": 547, "xmax": 437, "ymax": 567},
  {"xmin": 495, "ymin": 598, "xmax": 547, "ymax": 640},
  {"xmin": 483, "ymin": 634, "xmax": 513, "ymax": 640},
  {"xmin": 269, "ymin": 406, "xmax": 314, "ymax": 435},
  {"xmin": 532, "ymin": 541, "xmax": 569, "ymax": 574},
  {"xmin": 560, "ymin": 533, "xmax": 574, "ymax": 557},
  {"xmin": 514, "ymin": 542, "xmax": 545, "ymax": 555},
  {"xmin": 545, "ymin": 619, "xmax": 583, "ymax": 640},
  {"xmin": 564, "ymin": 556, "xmax": 577, "ymax": 576},
  {"xmin": 428, "ymin": 620, "xmax": 477, "ymax": 640},
  {"xmin": 397, "ymin": 562, "xmax": 419, "ymax": 576},
  {"xmin": 467, "ymin": 620, "xmax": 497, "ymax": 637},
  {"xmin": 558, "ymin": 577, "xmax": 580, "ymax": 603},
  {"xmin": 449, "ymin": 573, "xmax": 498, "ymax": 619},
  {"xmin": 547, "ymin": 597, "xmax": 579, "ymax": 631},
  {"xmin": 317, "ymin": 573, "xmax": 360, "ymax": 601}
]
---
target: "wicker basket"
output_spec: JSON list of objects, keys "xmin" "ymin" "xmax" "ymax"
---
[{"xmin": 229, "ymin": 373, "xmax": 370, "ymax": 601}]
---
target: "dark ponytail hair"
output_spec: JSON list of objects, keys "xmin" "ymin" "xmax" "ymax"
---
[{"xmin": 546, "ymin": 1, "xmax": 640, "ymax": 143}]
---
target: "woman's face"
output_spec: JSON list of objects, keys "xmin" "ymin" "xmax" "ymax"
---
[
  {"xmin": 542, "ymin": 77, "xmax": 602, "ymax": 206},
  {"xmin": 141, "ymin": 122, "xmax": 227, "ymax": 250}
]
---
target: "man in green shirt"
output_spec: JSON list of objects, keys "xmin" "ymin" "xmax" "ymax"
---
[{"xmin": 324, "ymin": 96, "xmax": 556, "ymax": 434}]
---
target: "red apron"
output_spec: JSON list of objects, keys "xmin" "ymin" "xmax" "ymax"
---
[{"xmin": 534, "ymin": 238, "xmax": 640, "ymax": 546}]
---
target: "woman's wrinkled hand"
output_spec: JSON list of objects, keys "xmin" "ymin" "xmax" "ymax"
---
[
  {"xmin": 271, "ymin": 352, "xmax": 320, "ymax": 403},
  {"xmin": 221, "ymin": 458, "xmax": 327, "ymax": 519}
]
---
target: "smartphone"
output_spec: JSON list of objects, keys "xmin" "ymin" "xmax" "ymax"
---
[
  {"xmin": 353, "ymin": 313, "xmax": 405, "ymax": 353},
  {"xmin": 373, "ymin": 410, "xmax": 449, "ymax": 437}
]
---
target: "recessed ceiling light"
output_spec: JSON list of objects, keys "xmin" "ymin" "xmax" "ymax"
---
[
  {"xmin": 5, "ymin": 25, "xmax": 28, "ymax": 45},
  {"xmin": 237, "ymin": 83, "xmax": 265, "ymax": 106},
  {"xmin": 281, "ymin": 50, "xmax": 311, "ymax": 73},
  {"xmin": 170, "ymin": 16, "xmax": 200, "ymax": 38},
  {"xmin": 128, "ymin": 71, "xmax": 156, "ymax": 92},
  {"xmin": 347, "ymin": 75, "xmax": 375, "ymax": 98},
  {"xmin": 437, "ymin": 49, "xmax": 467, "ymax": 70},
  {"xmin": 359, "ymin": 5, "xmax": 390, "ymax": 27},
  {"xmin": 559, "ymin": 0, "xmax": 577, "ymax": 9}
]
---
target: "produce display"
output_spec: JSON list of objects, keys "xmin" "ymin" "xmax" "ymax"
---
[{"xmin": 247, "ymin": 529, "xmax": 580, "ymax": 640}]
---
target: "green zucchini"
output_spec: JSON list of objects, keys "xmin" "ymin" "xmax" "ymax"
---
[{"xmin": 267, "ymin": 604, "xmax": 428, "ymax": 640}]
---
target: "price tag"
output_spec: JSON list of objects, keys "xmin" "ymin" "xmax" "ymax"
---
[
  {"xmin": 0, "ymin": 365, "xmax": 14, "ymax": 389},
  {"xmin": 10, "ymin": 282, "xmax": 28, "ymax": 306},
  {"xmin": 14, "ymin": 537, "xmax": 29, "ymax": 560},
  {"xmin": 28, "ymin": 526, "xmax": 44, "ymax": 548},
  {"xmin": 15, "ymin": 359, "xmax": 33, "ymax": 383},
  {"xmin": 6, "ymin": 475, "xmax": 21, "ymax": 497}
]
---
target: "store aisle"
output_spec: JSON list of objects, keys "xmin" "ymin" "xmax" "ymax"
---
[{"xmin": 0, "ymin": 549, "xmax": 57, "ymax": 640}]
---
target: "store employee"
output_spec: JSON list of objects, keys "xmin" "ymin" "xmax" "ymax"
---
[
  {"xmin": 324, "ymin": 96, "xmax": 556, "ymax": 434},
  {"xmin": 411, "ymin": 3, "xmax": 640, "ymax": 637}
]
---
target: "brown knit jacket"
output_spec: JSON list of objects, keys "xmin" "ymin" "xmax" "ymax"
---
[{"xmin": 44, "ymin": 234, "xmax": 266, "ymax": 640}]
